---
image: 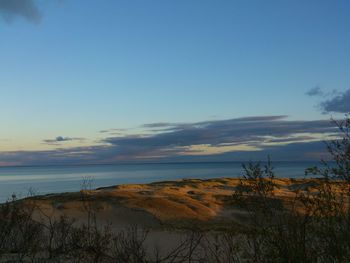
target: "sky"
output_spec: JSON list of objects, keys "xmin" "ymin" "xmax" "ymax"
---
[{"xmin": 0, "ymin": 0, "xmax": 350, "ymax": 166}]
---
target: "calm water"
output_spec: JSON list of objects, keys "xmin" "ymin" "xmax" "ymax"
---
[{"xmin": 0, "ymin": 162, "xmax": 317, "ymax": 202}]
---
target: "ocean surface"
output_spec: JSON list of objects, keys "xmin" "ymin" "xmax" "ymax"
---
[{"xmin": 0, "ymin": 162, "xmax": 318, "ymax": 203}]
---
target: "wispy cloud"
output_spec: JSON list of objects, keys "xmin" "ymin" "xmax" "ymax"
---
[
  {"xmin": 0, "ymin": 0, "xmax": 41, "ymax": 23},
  {"xmin": 102, "ymin": 116, "xmax": 335, "ymax": 159},
  {"xmin": 306, "ymin": 87, "xmax": 349, "ymax": 114},
  {"xmin": 320, "ymin": 89, "xmax": 350, "ymax": 114},
  {"xmin": 142, "ymin": 122, "xmax": 174, "ymax": 128},
  {"xmin": 0, "ymin": 116, "xmax": 337, "ymax": 166},
  {"xmin": 306, "ymin": 86, "xmax": 323, "ymax": 97},
  {"xmin": 43, "ymin": 136, "xmax": 85, "ymax": 145},
  {"xmin": 99, "ymin": 128, "xmax": 128, "ymax": 135}
]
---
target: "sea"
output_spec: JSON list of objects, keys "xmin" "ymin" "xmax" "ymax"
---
[{"xmin": 0, "ymin": 162, "xmax": 319, "ymax": 203}]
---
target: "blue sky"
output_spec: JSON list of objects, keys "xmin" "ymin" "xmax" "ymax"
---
[{"xmin": 0, "ymin": 0, "xmax": 349, "ymax": 165}]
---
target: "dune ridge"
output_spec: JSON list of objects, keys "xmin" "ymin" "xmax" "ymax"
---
[{"xmin": 27, "ymin": 177, "xmax": 338, "ymax": 228}]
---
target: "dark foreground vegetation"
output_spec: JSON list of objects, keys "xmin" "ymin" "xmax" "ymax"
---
[{"xmin": 1, "ymin": 115, "xmax": 350, "ymax": 262}]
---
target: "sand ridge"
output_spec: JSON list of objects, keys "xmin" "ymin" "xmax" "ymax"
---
[{"xmin": 27, "ymin": 177, "xmax": 342, "ymax": 227}]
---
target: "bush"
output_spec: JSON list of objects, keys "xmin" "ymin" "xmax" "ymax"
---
[{"xmin": 231, "ymin": 114, "xmax": 350, "ymax": 262}]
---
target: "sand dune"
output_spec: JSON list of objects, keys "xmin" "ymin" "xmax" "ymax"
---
[{"xmin": 27, "ymin": 177, "xmax": 342, "ymax": 229}]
